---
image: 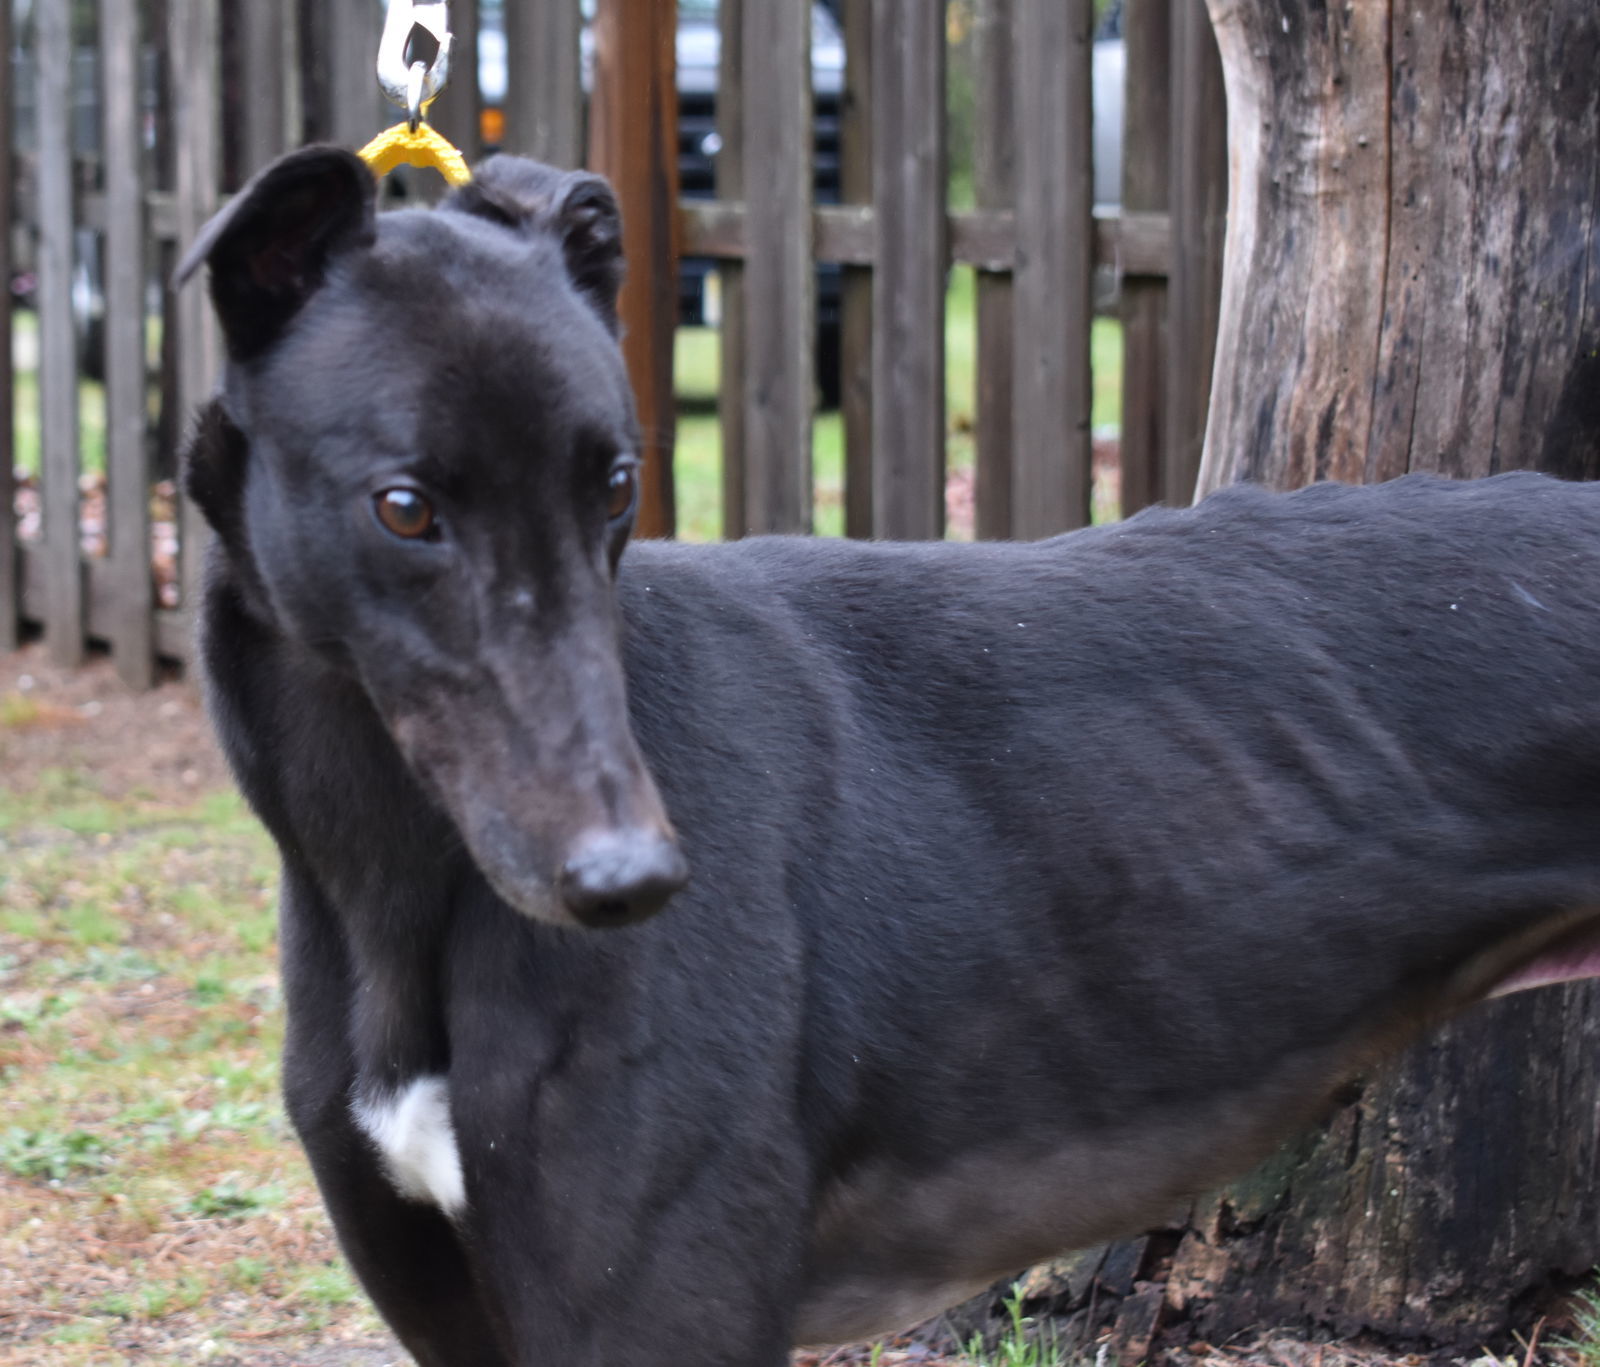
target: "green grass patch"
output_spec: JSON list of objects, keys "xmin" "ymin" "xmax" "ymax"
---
[
  {"xmin": 1559, "ymin": 1271, "xmax": 1600, "ymax": 1367},
  {"xmin": 183, "ymin": 1178, "xmax": 286, "ymax": 1220},
  {"xmin": 44, "ymin": 1318, "xmax": 112, "ymax": 1347},
  {"xmin": 295, "ymin": 1261, "xmax": 362, "ymax": 1308},
  {"xmin": 1, "ymin": 691, "xmax": 44, "ymax": 727},
  {"xmin": 58, "ymin": 900, "xmax": 126, "ymax": 946},
  {"xmin": 225, "ymin": 1255, "xmax": 272, "ymax": 1291},
  {"xmin": 11, "ymin": 313, "xmax": 108, "ymax": 479},
  {"xmin": 963, "ymin": 1290, "xmax": 1078, "ymax": 1367},
  {"xmin": 0, "ymin": 1124, "xmax": 109, "ymax": 1180}
]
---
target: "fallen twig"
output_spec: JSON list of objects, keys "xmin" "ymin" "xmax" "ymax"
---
[{"xmin": 1523, "ymin": 1314, "xmax": 1548, "ymax": 1367}]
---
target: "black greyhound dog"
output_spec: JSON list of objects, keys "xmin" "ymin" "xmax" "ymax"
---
[{"xmin": 178, "ymin": 146, "xmax": 1600, "ymax": 1366}]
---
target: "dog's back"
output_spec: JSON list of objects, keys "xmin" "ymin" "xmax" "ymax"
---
[{"xmin": 580, "ymin": 472, "xmax": 1600, "ymax": 1340}]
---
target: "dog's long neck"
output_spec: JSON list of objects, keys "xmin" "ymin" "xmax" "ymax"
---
[{"xmin": 201, "ymin": 559, "xmax": 458, "ymax": 1090}]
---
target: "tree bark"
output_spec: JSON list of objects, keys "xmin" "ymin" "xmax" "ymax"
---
[
  {"xmin": 1196, "ymin": 1, "xmax": 1600, "ymax": 495},
  {"xmin": 1159, "ymin": 0, "xmax": 1600, "ymax": 1348},
  {"xmin": 1161, "ymin": 992, "xmax": 1600, "ymax": 1345}
]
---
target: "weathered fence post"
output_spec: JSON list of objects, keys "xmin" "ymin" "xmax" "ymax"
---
[
  {"xmin": 839, "ymin": 0, "xmax": 874, "ymax": 539},
  {"xmin": 313, "ymin": 0, "xmax": 386, "ymax": 150},
  {"xmin": 236, "ymin": 0, "xmax": 298, "ymax": 179},
  {"xmin": 38, "ymin": 0, "xmax": 84, "ymax": 666},
  {"xmin": 589, "ymin": 0, "xmax": 678, "ymax": 539},
  {"xmin": 741, "ymin": 0, "xmax": 813, "ymax": 534},
  {"xmin": 504, "ymin": 0, "xmax": 584, "ymax": 168},
  {"xmin": 103, "ymin": 0, "xmax": 154, "ymax": 687},
  {"xmin": 716, "ymin": 0, "xmax": 747, "ymax": 539},
  {"xmin": 972, "ymin": 0, "xmax": 1015, "ymax": 540},
  {"xmin": 0, "ymin": 0, "xmax": 14, "ymax": 650},
  {"xmin": 871, "ymin": 4, "xmax": 946, "ymax": 540},
  {"xmin": 429, "ymin": 0, "xmax": 481, "ymax": 165},
  {"xmin": 170, "ymin": 0, "xmax": 221, "ymax": 616},
  {"xmin": 1009, "ymin": 0, "xmax": 1095, "ymax": 538},
  {"xmin": 1116, "ymin": 0, "xmax": 1170, "ymax": 517},
  {"xmin": 1164, "ymin": 0, "xmax": 1225, "ymax": 508}
]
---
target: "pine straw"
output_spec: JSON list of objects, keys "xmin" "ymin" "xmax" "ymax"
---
[{"xmin": 1, "ymin": 1181, "xmax": 398, "ymax": 1365}]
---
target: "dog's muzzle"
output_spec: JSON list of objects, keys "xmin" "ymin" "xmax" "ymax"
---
[{"xmin": 557, "ymin": 827, "xmax": 690, "ymax": 927}]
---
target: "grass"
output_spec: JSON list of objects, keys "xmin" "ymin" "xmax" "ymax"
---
[
  {"xmin": 1557, "ymin": 1273, "xmax": 1600, "ymax": 1367},
  {"xmin": 671, "ymin": 268, "xmax": 1125, "ymax": 542},
  {"xmin": 840, "ymin": 1286, "xmax": 1082, "ymax": 1367},
  {"xmin": 962, "ymin": 1291, "xmax": 1078, "ymax": 1367},
  {"xmin": 11, "ymin": 312, "xmax": 108, "ymax": 479},
  {"xmin": 0, "ymin": 738, "xmax": 394, "ymax": 1363}
]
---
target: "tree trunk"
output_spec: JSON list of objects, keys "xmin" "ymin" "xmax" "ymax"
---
[
  {"xmin": 1196, "ymin": 0, "xmax": 1600, "ymax": 495},
  {"xmin": 1156, "ymin": 0, "xmax": 1600, "ymax": 1348},
  {"xmin": 1160, "ymin": 993, "xmax": 1600, "ymax": 1345}
]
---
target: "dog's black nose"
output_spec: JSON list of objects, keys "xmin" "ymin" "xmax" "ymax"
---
[{"xmin": 558, "ymin": 830, "xmax": 689, "ymax": 927}]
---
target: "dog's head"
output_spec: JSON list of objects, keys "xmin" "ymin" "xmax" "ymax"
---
[{"xmin": 178, "ymin": 146, "xmax": 687, "ymax": 929}]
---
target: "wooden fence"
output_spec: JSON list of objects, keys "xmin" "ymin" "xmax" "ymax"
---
[{"xmin": 1, "ymin": 0, "xmax": 1226, "ymax": 685}]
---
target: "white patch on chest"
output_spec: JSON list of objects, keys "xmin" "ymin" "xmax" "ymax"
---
[{"xmin": 353, "ymin": 1075, "xmax": 467, "ymax": 1217}]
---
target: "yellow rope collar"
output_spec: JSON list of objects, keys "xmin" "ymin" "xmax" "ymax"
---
[{"xmin": 358, "ymin": 122, "xmax": 472, "ymax": 187}]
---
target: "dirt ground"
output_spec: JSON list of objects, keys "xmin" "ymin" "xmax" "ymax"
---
[
  {"xmin": 0, "ymin": 645, "xmax": 1581, "ymax": 1367},
  {"xmin": 0, "ymin": 647, "xmax": 229, "ymax": 802}
]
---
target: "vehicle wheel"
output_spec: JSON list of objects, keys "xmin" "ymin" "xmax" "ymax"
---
[
  {"xmin": 815, "ymin": 319, "xmax": 842, "ymax": 412},
  {"xmin": 78, "ymin": 315, "xmax": 105, "ymax": 384}
]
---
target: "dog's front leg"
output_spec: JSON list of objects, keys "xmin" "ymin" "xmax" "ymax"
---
[
  {"xmin": 300, "ymin": 1109, "xmax": 512, "ymax": 1367},
  {"xmin": 278, "ymin": 867, "xmax": 514, "ymax": 1367},
  {"xmin": 450, "ymin": 1108, "xmax": 806, "ymax": 1367},
  {"xmin": 442, "ymin": 925, "xmax": 811, "ymax": 1366}
]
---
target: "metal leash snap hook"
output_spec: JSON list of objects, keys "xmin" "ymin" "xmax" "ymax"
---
[{"xmin": 377, "ymin": 0, "xmax": 454, "ymax": 132}]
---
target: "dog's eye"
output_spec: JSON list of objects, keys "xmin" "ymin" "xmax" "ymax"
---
[
  {"xmin": 373, "ymin": 488, "xmax": 437, "ymax": 540},
  {"xmin": 607, "ymin": 462, "xmax": 638, "ymax": 522}
]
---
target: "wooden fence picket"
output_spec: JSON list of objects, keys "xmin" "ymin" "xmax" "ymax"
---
[
  {"xmin": 235, "ymin": 0, "xmax": 298, "ymax": 180},
  {"xmin": 430, "ymin": 0, "xmax": 482, "ymax": 165},
  {"xmin": 1010, "ymin": 0, "xmax": 1096, "ymax": 539},
  {"xmin": 740, "ymin": 0, "xmax": 813, "ymax": 534},
  {"xmin": 715, "ymin": 0, "xmax": 747, "ymax": 539},
  {"xmin": 839, "ymin": 0, "xmax": 873, "ymax": 540},
  {"xmin": 103, "ymin": 0, "xmax": 154, "ymax": 688},
  {"xmin": 0, "ymin": 0, "xmax": 14, "ymax": 650},
  {"xmin": 504, "ymin": 0, "xmax": 584, "ymax": 168},
  {"xmin": 1118, "ymin": 0, "xmax": 1172, "ymax": 517},
  {"xmin": 972, "ymin": 0, "xmax": 1016, "ymax": 540},
  {"xmin": 588, "ymin": 0, "xmax": 680, "ymax": 540},
  {"xmin": 870, "ymin": 3, "xmax": 946, "ymax": 541},
  {"xmin": 320, "ymin": 0, "xmax": 385, "ymax": 150},
  {"xmin": 1165, "ymin": 0, "xmax": 1227, "ymax": 506},
  {"xmin": 170, "ymin": 0, "xmax": 222, "ymax": 619},
  {"xmin": 37, "ymin": 0, "xmax": 84, "ymax": 666}
]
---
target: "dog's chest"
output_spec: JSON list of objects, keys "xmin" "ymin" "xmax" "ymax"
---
[{"xmin": 352, "ymin": 1076, "xmax": 467, "ymax": 1217}]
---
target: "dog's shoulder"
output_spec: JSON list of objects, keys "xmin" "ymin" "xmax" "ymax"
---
[
  {"xmin": 1185, "ymin": 469, "xmax": 1597, "ymax": 534},
  {"xmin": 1088, "ymin": 471, "xmax": 1598, "ymax": 574}
]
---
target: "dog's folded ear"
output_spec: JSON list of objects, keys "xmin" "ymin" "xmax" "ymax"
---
[
  {"xmin": 445, "ymin": 157, "xmax": 625, "ymax": 334},
  {"xmin": 176, "ymin": 145, "xmax": 377, "ymax": 360},
  {"xmin": 182, "ymin": 399, "xmax": 250, "ymax": 544}
]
